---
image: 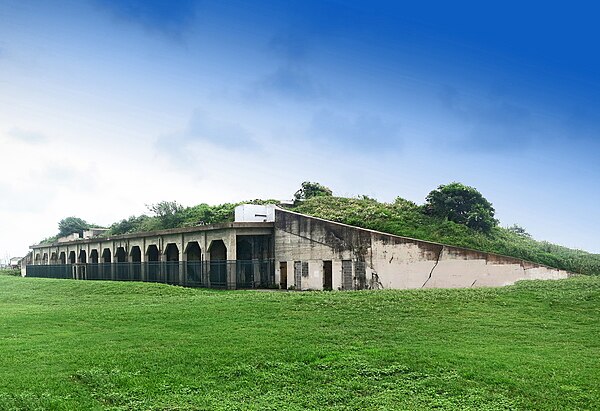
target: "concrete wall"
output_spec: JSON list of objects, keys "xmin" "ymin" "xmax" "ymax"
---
[{"xmin": 273, "ymin": 208, "xmax": 572, "ymax": 290}]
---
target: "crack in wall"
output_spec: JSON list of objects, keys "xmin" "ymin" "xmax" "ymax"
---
[
  {"xmin": 470, "ymin": 279, "xmax": 477, "ymax": 287},
  {"xmin": 421, "ymin": 246, "xmax": 443, "ymax": 288}
]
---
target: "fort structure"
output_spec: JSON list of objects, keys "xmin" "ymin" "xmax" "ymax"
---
[{"xmin": 24, "ymin": 204, "xmax": 572, "ymax": 290}]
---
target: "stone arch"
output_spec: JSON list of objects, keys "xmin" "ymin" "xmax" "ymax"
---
[
  {"xmin": 115, "ymin": 247, "xmax": 127, "ymax": 263},
  {"xmin": 185, "ymin": 241, "xmax": 202, "ymax": 261},
  {"xmin": 208, "ymin": 240, "xmax": 227, "ymax": 261},
  {"xmin": 146, "ymin": 244, "xmax": 160, "ymax": 281},
  {"xmin": 165, "ymin": 243, "xmax": 179, "ymax": 262},
  {"xmin": 164, "ymin": 243, "xmax": 180, "ymax": 284},
  {"xmin": 208, "ymin": 240, "xmax": 227, "ymax": 287},
  {"xmin": 90, "ymin": 249, "xmax": 99, "ymax": 264},
  {"xmin": 102, "ymin": 248, "xmax": 111, "ymax": 263},
  {"xmin": 130, "ymin": 246, "xmax": 142, "ymax": 281},
  {"xmin": 185, "ymin": 241, "xmax": 202, "ymax": 284},
  {"xmin": 146, "ymin": 244, "xmax": 160, "ymax": 262},
  {"xmin": 130, "ymin": 246, "xmax": 142, "ymax": 262}
]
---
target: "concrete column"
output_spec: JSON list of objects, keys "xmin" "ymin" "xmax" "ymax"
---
[
  {"xmin": 226, "ymin": 232, "xmax": 237, "ymax": 290},
  {"xmin": 141, "ymin": 238, "xmax": 146, "ymax": 282}
]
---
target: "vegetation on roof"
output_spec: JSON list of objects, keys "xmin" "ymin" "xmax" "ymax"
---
[{"xmin": 39, "ymin": 181, "xmax": 600, "ymax": 275}]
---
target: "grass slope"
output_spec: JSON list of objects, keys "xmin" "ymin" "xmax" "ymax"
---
[
  {"xmin": 1, "ymin": 275, "xmax": 599, "ymax": 410},
  {"xmin": 292, "ymin": 196, "xmax": 600, "ymax": 275}
]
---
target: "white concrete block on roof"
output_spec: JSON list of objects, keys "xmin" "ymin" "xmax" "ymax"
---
[{"xmin": 234, "ymin": 204, "xmax": 276, "ymax": 222}]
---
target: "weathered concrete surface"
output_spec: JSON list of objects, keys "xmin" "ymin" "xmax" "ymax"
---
[{"xmin": 273, "ymin": 208, "xmax": 573, "ymax": 290}]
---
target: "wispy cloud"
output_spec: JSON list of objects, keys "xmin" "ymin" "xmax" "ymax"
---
[
  {"xmin": 252, "ymin": 65, "xmax": 324, "ymax": 101},
  {"xmin": 95, "ymin": 0, "xmax": 197, "ymax": 41},
  {"xmin": 7, "ymin": 129, "xmax": 48, "ymax": 144},
  {"xmin": 156, "ymin": 111, "xmax": 260, "ymax": 166},
  {"xmin": 309, "ymin": 109, "xmax": 401, "ymax": 151},
  {"xmin": 438, "ymin": 86, "xmax": 537, "ymax": 151}
]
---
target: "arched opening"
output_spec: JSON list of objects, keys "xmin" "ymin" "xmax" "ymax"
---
[
  {"xmin": 186, "ymin": 242, "xmax": 202, "ymax": 284},
  {"xmin": 209, "ymin": 240, "xmax": 227, "ymax": 287},
  {"xmin": 164, "ymin": 243, "xmax": 179, "ymax": 284},
  {"xmin": 102, "ymin": 248, "xmax": 111, "ymax": 263},
  {"xmin": 101, "ymin": 248, "xmax": 112, "ymax": 280},
  {"xmin": 146, "ymin": 244, "xmax": 160, "ymax": 281},
  {"xmin": 69, "ymin": 251, "xmax": 76, "ymax": 264},
  {"xmin": 59, "ymin": 252, "xmax": 66, "ymax": 265},
  {"xmin": 236, "ymin": 239, "xmax": 253, "ymax": 287},
  {"xmin": 90, "ymin": 249, "xmax": 99, "ymax": 264},
  {"xmin": 130, "ymin": 246, "xmax": 141, "ymax": 262},
  {"xmin": 115, "ymin": 247, "xmax": 127, "ymax": 279},
  {"xmin": 130, "ymin": 246, "xmax": 142, "ymax": 281},
  {"xmin": 35, "ymin": 254, "xmax": 41, "ymax": 265},
  {"xmin": 79, "ymin": 249, "xmax": 87, "ymax": 264},
  {"xmin": 147, "ymin": 245, "xmax": 159, "ymax": 261},
  {"xmin": 50, "ymin": 252, "xmax": 57, "ymax": 265},
  {"xmin": 116, "ymin": 247, "xmax": 127, "ymax": 263},
  {"xmin": 88, "ymin": 249, "xmax": 99, "ymax": 279},
  {"xmin": 42, "ymin": 253, "xmax": 49, "ymax": 265}
]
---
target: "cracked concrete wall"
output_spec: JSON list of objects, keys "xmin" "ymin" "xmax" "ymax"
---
[{"xmin": 274, "ymin": 209, "xmax": 572, "ymax": 291}]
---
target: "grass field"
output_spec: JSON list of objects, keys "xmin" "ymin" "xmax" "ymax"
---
[{"xmin": 1, "ymin": 275, "xmax": 599, "ymax": 410}]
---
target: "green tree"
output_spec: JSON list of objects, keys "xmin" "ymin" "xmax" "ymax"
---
[
  {"xmin": 58, "ymin": 217, "xmax": 91, "ymax": 237},
  {"xmin": 108, "ymin": 215, "xmax": 151, "ymax": 235},
  {"xmin": 424, "ymin": 182, "xmax": 498, "ymax": 232},
  {"xmin": 146, "ymin": 201, "xmax": 184, "ymax": 229},
  {"xmin": 507, "ymin": 224, "xmax": 531, "ymax": 238},
  {"xmin": 294, "ymin": 181, "xmax": 333, "ymax": 201}
]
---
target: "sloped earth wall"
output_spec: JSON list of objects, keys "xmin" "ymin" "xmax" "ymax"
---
[{"xmin": 274, "ymin": 209, "xmax": 571, "ymax": 290}]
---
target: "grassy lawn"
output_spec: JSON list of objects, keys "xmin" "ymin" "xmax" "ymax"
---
[{"xmin": 0, "ymin": 275, "xmax": 598, "ymax": 410}]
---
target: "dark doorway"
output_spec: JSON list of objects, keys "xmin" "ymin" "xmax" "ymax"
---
[
  {"xmin": 146, "ymin": 244, "xmax": 160, "ymax": 281},
  {"xmin": 59, "ymin": 252, "xmax": 66, "ymax": 265},
  {"xmin": 130, "ymin": 246, "xmax": 141, "ymax": 262},
  {"xmin": 280, "ymin": 261, "xmax": 287, "ymax": 289},
  {"xmin": 90, "ymin": 250, "xmax": 99, "ymax": 264},
  {"xmin": 209, "ymin": 240, "xmax": 227, "ymax": 287},
  {"xmin": 165, "ymin": 243, "xmax": 179, "ymax": 284},
  {"xmin": 323, "ymin": 260, "xmax": 332, "ymax": 290},
  {"xmin": 102, "ymin": 248, "xmax": 111, "ymax": 263},
  {"xmin": 186, "ymin": 242, "xmax": 202, "ymax": 285},
  {"xmin": 130, "ymin": 246, "xmax": 142, "ymax": 281},
  {"xmin": 69, "ymin": 251, "xmax": 76, "ymax": 264},
  {"xmin": 79, "ymin": 250, "xmax": 87, "ymax": 264}
]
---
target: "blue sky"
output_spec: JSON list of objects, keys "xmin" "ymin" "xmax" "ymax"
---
[{"xmin": 0, "ymin": 0, "xmax": 599, "ymax": 258}]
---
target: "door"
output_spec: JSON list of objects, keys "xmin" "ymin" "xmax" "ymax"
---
[
  {"xmin": 323, "ymin": 260, "xmax": 332, "ymax": 290},
  {"xmin": 280, "ymin": 262, "xmax": 287, "ymax": 289}
]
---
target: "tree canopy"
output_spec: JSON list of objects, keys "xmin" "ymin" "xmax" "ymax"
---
[
  {"xmin": 424, "ymin": 182, "xmax": 498, "ymax": 232},
  {"xmin": 294, "ymin": 181, "xmax": 333, "ymax": 201},
  {"xmin": 58, "ymin": 217, "xmax": 92, "ymax": 237}
]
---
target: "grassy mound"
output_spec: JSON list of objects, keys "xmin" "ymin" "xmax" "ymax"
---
[
  {"xmin": 292, "ymin": 196, "xmax": 600, "ymax": 275},
  {"xmin": 1, "ymin": 275, "xmax": 599, "ymax": 410}
]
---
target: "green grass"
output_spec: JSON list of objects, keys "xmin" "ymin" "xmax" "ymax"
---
[{"xmin": 1, "ymin": 276, "xmax": 599, "ymax": 410}]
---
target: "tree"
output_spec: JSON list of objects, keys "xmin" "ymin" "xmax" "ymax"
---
[
  {"xmin": 294, "ymin": 181, "xmax": 333, "ymax": 201},
  {"xmin": 146, "ymin": 201, "xmax": 184, "ymax": 229},
  {"xmin": 58, "ymin": 217, "xmax": 91, "ymax": 237},
  {"xmin": 424, "ymin": 182, "xmax": 498, "ymax": 232},
  {"xmin": 507, "ymin": 224, "xmax": 531, "ymax": 238}
]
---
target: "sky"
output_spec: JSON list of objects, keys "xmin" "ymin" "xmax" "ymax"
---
[{"xmin": 1, "ymin": 0, "xmax": 599, "ymax": 260}]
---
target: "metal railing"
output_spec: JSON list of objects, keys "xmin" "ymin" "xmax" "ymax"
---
[{"xmin": 25, "ymin": 260, "xmax": 276, "ymax": 289}]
